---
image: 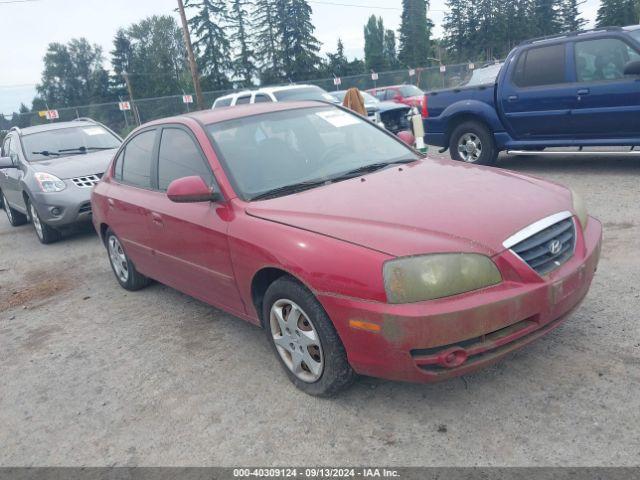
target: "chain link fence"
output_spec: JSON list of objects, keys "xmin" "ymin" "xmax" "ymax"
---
[{"xmin": 2, "ymin": 60, "xmax": 499, "ymax": 139}]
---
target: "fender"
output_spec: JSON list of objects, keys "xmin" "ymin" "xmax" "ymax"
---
[{"xmin": 440, "ymin": 99, "xmax": 504, "ymax": 136}]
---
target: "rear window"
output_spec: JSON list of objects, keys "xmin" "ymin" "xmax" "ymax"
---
[
  {"xmin": 272, "ymin": 87, "xmax": 336, "ymax": 102},
  {"xmin": 215, "ymin": 97, "xmax": 233, "ymax": 108},
  {"xmin": 513, "ymin": 44, "xmax": 566, "ymax": 87},
  {"xmin": 397, "ymin": 85, "xmax": 424, "ymax": 97}
]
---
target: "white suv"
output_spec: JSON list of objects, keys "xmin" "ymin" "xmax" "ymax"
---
[{"xmin": 212, "ymin": 85, "xmax": 338, "ymax": 109}]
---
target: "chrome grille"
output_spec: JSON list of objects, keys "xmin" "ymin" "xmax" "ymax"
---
[
  {"xmin": 71, "ymin": 174, "xmax": 101, "ymax": 188},
  {"xmin": 506, "ymin": 213, "xmax": 576, "ymax": 276}
]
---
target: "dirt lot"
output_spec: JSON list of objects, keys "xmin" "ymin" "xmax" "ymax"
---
[{"xmin": 1, "ymin": 152, "xmax": 639, "ymax": 467}]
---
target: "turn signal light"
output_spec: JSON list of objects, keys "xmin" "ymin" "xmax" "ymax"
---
[{"xmin": 349, "ymin": 320, "xmax": 381, "ymax": 333}]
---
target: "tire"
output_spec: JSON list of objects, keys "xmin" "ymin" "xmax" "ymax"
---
[
  {"xmin": 27, "ymin": 198, "xmax": 61, "ymax": 244},
  {"xmin": 263, "ymin": 276, "xmax": 356, "ymax": 397},
  {"xmin": 1, "ymin": 191, "xmax": 28, "ymax": 226},
  {"xmin": 105, "ymin": 228, "xmax": 150, "ymax": 291},
  {"xmin": 449, "ymin": 120, "xmax": 498, "ymax": 166}
]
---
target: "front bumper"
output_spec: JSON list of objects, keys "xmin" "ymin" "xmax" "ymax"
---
[
  {"xmin": 30, "ymin": 184, "xmax": 93, "ymax": 227},
  {"xmin": 318, "ymin": 216, "xmax": 602, "ymax": 383}
]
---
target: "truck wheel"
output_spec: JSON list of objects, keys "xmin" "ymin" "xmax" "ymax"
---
[
  {"xmin": 263, "ymin": 276, "xmax": 356, "ymax": 397},
  {"xmin": 449, "ymin": 121, "xmax": 498, "ymax": 166}
]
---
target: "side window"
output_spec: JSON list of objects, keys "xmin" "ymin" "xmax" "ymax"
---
[
  {"xmin": 236, "ymin": 96, "xmax": 251, "ymax": 105},
  {"xmin": 215, "ymin": 97, "xmax": 232, "ymax": 108},
  {"xmin": 575, "ymin": 38, "xmax": 640, "ymax": 82},
  {"xmin": 254, "ymin": 94, "xmax": 272, "ymax": 103},
  {"xmin": 157, "ymin": 128, "xmax": 213, "ymax": 191},
  {"xmin": 373, "ymin": 90, "xmax": 385, "ymax": 101},
  {"xmin": 113, "ymin": 149, "xmax": 124, "ymax": 181},
  {"xmin": 513, "ymin": 44, "xmax": 566, "ymax": 87},
  {"xmin": 121, "ymin": 130, "xmax": 156, "ymax": 188},
  {"xmin": 386, "ymin": 89, "xmax": 398, "ymax": 100}
]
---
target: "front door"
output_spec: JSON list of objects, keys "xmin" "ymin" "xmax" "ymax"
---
[
  {"xmin": 1, "ymin": 135, "xmax": 27, "ymax": 210},
  {"xmin": 570, "ymin": 36, "xmax": 640, "ymax": 138},
  {"xmin": 145, "ymin": 126, "xmax": 244, "ymax": 313},
  {"xmin": 500, "ymin": 43, "xmax": 576, "ymax": 139}
]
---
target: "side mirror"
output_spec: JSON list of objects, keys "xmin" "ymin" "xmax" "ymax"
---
[
  {"xmin": 624, "ymin": 60, "xmax": 640, "ymax": 76},
  {"xmin": 167, "ymin": 176, "xmax": 219, "ymax": 203},
  {"xmin": 0, "ymin": 156, "xmax": 14, "ymax": 169}
]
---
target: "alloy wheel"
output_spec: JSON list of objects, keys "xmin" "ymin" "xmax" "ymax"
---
[
  {"xmin": 270, "ymin": 299, "xmax": 324, "ymax": 383},
  {"xmin": 458, "ymin": 133, "xmax": 483, "ymax": 162},
  {"xmin": 30, "ymin": 202, "xmax": 44, "ymax": 240},
  {"xmin": 108, "ymin": 235, "xmax": 129, "ymax": 283}
]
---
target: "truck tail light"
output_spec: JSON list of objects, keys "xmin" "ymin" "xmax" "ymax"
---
[{"xmin": 422, "ymin": 95, "xmax": 429, "ymax": 119}]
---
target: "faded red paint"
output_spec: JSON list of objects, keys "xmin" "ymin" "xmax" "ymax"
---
[{"xmin": 91, "ymin": 102, "xmax": 603, "ymax": 384}]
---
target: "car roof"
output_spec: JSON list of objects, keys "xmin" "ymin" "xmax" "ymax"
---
[
  {"xmin": 16, "ymin": 119, "xmax": 99, "ymax": 136},
  {"xmin": 152, "ymin": 100, "xmax": 331, "ymax": 127},
  {"xmin": 215, "ymin": 84, "xmax": 322, "ymax": 102}
]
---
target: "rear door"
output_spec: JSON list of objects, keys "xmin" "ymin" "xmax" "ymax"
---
[
  {"xmin": 569, "ymin": 36, "xmax": 640, "ymax": 138},
  {"xmin": 107, "ymin": 128, "xmax": 159, "ymax": 275},
  {"xmin": 145, "ymin": 125, "xmax": 243, "ymax": 313},
  {"xmin": 499, "ymin": 43, "xmax": 576, "ymax": 138}
]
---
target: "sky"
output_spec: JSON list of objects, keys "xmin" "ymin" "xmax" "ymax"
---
[{"xmin": 0, "ymin": 0, "xmax": 600, "ymax": 115}]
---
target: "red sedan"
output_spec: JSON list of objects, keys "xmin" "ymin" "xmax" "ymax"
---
[
  {"xmin": 367, "ymin": 84, "xmax": 425, "ymax": 108},
  {"xmin": 91, "ymin": 102, "xmax": 602, "ymax": 396}
]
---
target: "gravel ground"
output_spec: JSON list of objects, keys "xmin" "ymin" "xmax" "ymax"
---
[{"xmin": 0, "ymin": 152, "xmax": 639, "ymax": 467}]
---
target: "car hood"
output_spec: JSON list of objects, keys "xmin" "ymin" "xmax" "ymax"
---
[
  {"xmin": 377, "ymin": 101, "xmax": 411, "ymax": 113},
  {"xmin": 246, "ymin": 159, "xmax": 573, "ymax": 257},
  {"xmin": 30, "ymin": 149, "xmax": 117, "ymax": 179}
]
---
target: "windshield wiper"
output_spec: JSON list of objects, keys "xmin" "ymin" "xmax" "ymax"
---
[
  {"xmin": 251, "ymin": 179, "xmax": 330, "ymax": 201},
  {"xmin": 58, "ymin": 146, "xmax": 114, "ymax": 153},
  {"xmin": 32, "ymin": 150, "xmax": 61, "ymax": 157},
  {"xmin": 329, "ymin": 158, "xmax": 417, "ymax": 182}
]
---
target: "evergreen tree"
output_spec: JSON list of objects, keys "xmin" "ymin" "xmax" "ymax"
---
[
  {"xmin": 384, "ymin": 30, "xmax": 400, "ymax": 69},
  {"xmin": 184, "ymin": 0, "xmax": 232, "ymax": 90},
  {"xmin": 399, "ymin": 0, "xmax": 432, "ymax": 68},
  {"xmin": 443, "ymin": 0, "xmax": 470, "ymax": 61},
  {"xmin": 532, "ymin": 0, "xmax": 562, "ymax": 36},
  {"xmin": 278, "ymin": 0, "xmax": 322, "ymax": 81},
  {"xmin": 253, "ymin": 0, "xmax": 280, "ymax": 82},
  {"xmin": 230, "ymin": 0, "xmax": 255, "ymax": 87},
  {"xmin": 596, "ymin": 0, "xmax": 639, "ymax": 26},
  {"xmin": 326, "ymin": 39, "xmax": 349, "ymax": 76},
  {"xmin": 559, "ymin": 0, "xmax": 586, "ymax": 31},
  {"xmin": 364, "ymin": 15, "xmax": 386, "ymax": 71},
  {"xmin": 110, "ymin": 29, "xmax": 132, "ymax": 97}
]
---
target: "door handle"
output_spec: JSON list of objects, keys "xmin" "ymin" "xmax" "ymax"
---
[
  {"xmin": 151, "ymin": 212, "xmax": 164, "ymax": 226},
  {"xmin": 577, "ymin": 88, "xmax": 590, "ymax": 96},
  {"xmin": 508, "ymin": 95, "xmax": 519, "ymax": 102}
]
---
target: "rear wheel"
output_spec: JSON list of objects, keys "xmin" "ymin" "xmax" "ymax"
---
[
  {"xmin": 449, "ymin": 120, "xmax": 498, "ymax": 166},
  {"xmin": 2, "ymin": 191, "xmax": 27, "ymax": 226},
  {"xmin": 27, "ymin": 199, "xmax": 61, "ymax": 244},
  {"xmin": 263, "ymin": 276, "xmax": 356, "ymax": 397},
  {"xmin": 105, "ymin": 228, "xmax": 150, "ymax": 291}
]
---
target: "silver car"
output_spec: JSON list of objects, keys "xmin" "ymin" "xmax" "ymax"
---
[{"xmin": 0, "ymin": 119, "xmax": 121, "ymax": 244}]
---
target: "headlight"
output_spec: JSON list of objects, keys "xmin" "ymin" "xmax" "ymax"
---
[
  {"xmin": 383, "ymin": 253, "xmax": 502, "ymax": 304},
  {"xmin": 34, "ymin": 172, "xmax": 66, "ymax": 193},
  {"xmin": 571, "ymin": 189, "xmax": 588, "ymax": 231}
]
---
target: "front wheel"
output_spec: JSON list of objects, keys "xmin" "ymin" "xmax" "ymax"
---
[
  {"xmin": 28, "ymin": 199, "xmax": 61, "ymax": 244},
  {"xmin": 263, "ymin": 277, "xmax": 356, "ymax": 397},
  {"xmin": 449, "ymin": 121, "xmax": 498, "ymax": 166}
]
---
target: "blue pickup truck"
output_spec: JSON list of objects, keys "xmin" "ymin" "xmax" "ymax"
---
[{"xmin": 424, "ymin": 26, "xmax": 640, "ymax": 165}]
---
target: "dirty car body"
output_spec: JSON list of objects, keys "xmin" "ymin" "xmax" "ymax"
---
[{"xmin": 91, "ymin": 102, "xmax": 602, "ymax": 392}]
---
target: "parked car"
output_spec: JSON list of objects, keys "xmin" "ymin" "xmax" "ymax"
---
[
  {"xmin": 424, "ymin": 26, "xmax": 640, "ymax": 165},
  {"xmin": 329, "ymin": 89, "xmax": 412, "ymax": 135},
  {"xmin": 212, "ymin": 84, "xmax": 338, "ymax": 108},
  {"xmin": 92, "ymin": 101, "xmax": 602, "ymax": 396},
  {"xmin": 367, "ymin": 84, "xmax": 425, "ymax": 108},
  {"xmin": 0, "ymin": 119, "xmax": 122, "ymax": 243}
]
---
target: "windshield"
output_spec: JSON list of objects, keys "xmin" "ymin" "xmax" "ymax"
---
[
  {"xmin": 462, "ymin": 64, "xmax": 503, "ymax": 87},
  {"xmin": 397, "ymin": 85, "xmax": 423, "ymax": 97},
  {"xmin": 273, "ymin": 87, "xmax": 337, "ymax": 103},
  {"xmin": 23, "ymin": 125, "xmax": 121, "ymax": 162},
  {"xmin": 207, "ymin": 106, "xmax": 419, "ymax": 200},
  {"xmin": 629, "ymin": 29, "xmax": 640, "ymax": 44}
]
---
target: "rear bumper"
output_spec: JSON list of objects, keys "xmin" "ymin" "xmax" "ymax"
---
[{"xmin": 318, "ymin": 217, "xmax": 602, "ymax": 383}]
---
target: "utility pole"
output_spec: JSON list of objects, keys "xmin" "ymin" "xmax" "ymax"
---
[
  {"xmin": 122, "ymin": 73, "xmax": 141, "ymax": 126},
  {"xmin": 177, "ymin": 0, "xmax": 204, "ymax": 111}
]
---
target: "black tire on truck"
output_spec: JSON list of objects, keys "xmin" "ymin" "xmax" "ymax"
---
[{"xmin": 449, "ymin": 120, "xmax": 498, "ymax": 166}]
